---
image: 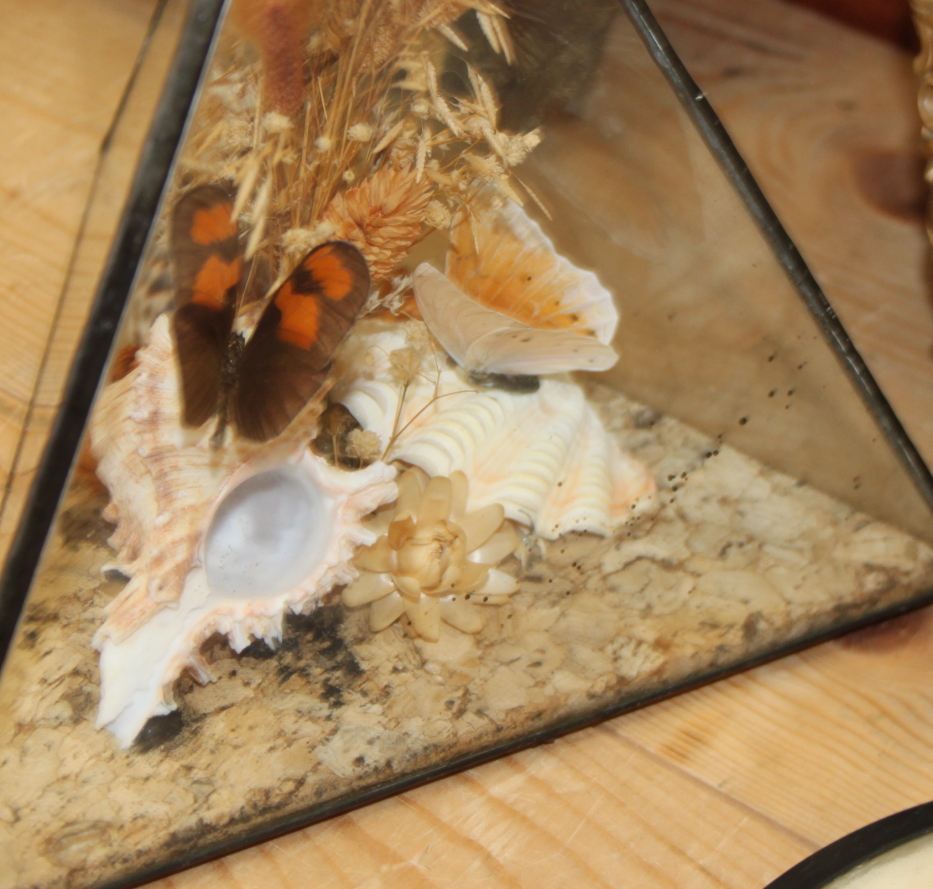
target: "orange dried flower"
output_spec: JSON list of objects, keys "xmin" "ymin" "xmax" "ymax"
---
[{"xmin": 323, "ymin": 167, "xmax": 433, "ymax": 280}]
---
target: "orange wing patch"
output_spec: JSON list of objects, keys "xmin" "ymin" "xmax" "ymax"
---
[
  {"xmin": 274, "ymin": 281, "xmax": 320, "ymax": 349},
  {"xmin": 311, "ymin": 246, "xmax": 356, "ymax": 301},
  {"xmin": 190, "ymin": 203, "xmax": 237, "ymax": 245},
  {"xmin": 192, "ymin": 255, "xmax": 242, "ymax": 310}
]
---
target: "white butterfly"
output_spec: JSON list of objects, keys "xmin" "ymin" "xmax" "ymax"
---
[
  {"xmin": 413, "ymin": 195, "xmax": 619, "ymax": 377},
  {"xmin": 413, "ymin": 264, "xmax": 619, "ymax": 375}
]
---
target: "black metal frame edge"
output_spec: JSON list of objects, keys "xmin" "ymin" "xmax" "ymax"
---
[
  {"xmin": 93, "ymin": 582, "xmax": 933, "ymax": 889},
  {"xmin": 0, "ymin": 0, "xmax": 229, "ymax": 673},
  {"xmin": 615, "ymin": 0, "xmax": 933, "ymax": 516},
  {"xmin": 765, "ymin": 800, "xmax": 933, "ymax": 888}
]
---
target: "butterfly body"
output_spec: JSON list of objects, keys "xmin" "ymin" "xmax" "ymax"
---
[{"xmin": 169, "ymin": 184, "xmax": 370, "ymax": 444}]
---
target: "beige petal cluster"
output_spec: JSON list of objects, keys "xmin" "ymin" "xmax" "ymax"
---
[
  {"xmin": 323, "ymin": 167, "xmax": 433, "ymax": 280},
  {"xmin": 342, "ymin": 467, "xmax": 520, "ymax": 640}
]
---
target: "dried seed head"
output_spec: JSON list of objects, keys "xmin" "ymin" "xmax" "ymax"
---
[
  {"xmin": 262, "ymin": 111, "xmax": 293, "ymax": 135},
  {"xmin": 348, "ymin": 122, "xmax": 374, "ymax": 142},
  {"xmin": 424, "ymin": 200, "xmax": 451, "ymax": 230},
  {"xmin": 346, "ymin": 429, "xmax": 383, "ymax": 462},
  {"xmin": 389, "ymin": 347, "xmax": 424, "ymax": 385}
]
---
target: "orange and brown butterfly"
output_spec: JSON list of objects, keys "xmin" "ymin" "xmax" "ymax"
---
[{"xmin": 170, "ymin": 183, "xmax": 370, "ymax": 444}]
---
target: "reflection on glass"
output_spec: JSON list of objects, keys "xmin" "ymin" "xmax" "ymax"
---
[
  {"xmin": 828, "ymin": 832, "xmax": 933, "ymax": 888},
  {"xmin": 2, "ymin": 2, "xmax": 933, "ymax": 887}
]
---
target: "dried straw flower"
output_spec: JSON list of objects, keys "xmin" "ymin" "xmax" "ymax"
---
[
  {"xmin": 348, "ymin": 122, "xmax": 374, "ymax": 142},
  {"xmin": 279, "ymin": 221, "xmax": 336, "ymax": 257},
  {"xmin": 346, "ymin": 429, "xmax": 383, "ymax": 463},
  {"xmin": 424, "ymin": 199, "xmax": 452, "ymax": 230},
  {"xmin": 323, "ymin": 167, "xmax": 433, "ymax": 280},
  {"xmin": 343, "ymin": 468, "xmax": 520, "ymax": 641},
  {"xmin": 389, "ymin": 347, "xmax": 424, "ymax": 385}
]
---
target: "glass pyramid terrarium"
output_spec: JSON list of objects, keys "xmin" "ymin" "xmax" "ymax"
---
[{"xmin": 1, "ymin": 0, "xmax": 932, "ymax": 886}]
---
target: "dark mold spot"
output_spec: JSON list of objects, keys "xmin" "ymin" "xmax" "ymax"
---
[
  {"xmin": 632, "ymin": 406, "xmax": 662, "ymax": 429},
  {"xmin": 134, "ymin": 710, "xmax": 186, "ymax": 752},
  {"xmin": 241, "ymin": 639, "xmax": 277, "ymax": 660},
  {"xmin": 59, "ymin": 500, "xmax": 115, "ymax": 550}
]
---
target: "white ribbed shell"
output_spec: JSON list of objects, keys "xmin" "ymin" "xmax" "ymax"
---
[{"xmin": 332, "ymin": 320, "xmax": 655, "ymax": 539}]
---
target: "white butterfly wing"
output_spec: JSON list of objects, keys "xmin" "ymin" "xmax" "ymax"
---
[
  {"xmin": 413, "ymin": 263, "xmax": 488, "ymax": 368},
  {"xmin": 414, "ymin": 263, "xmax": 618, "ymax": 375},
  {"xmin": 469, "ymin": 324, "xmax": 619, "ymax": 375}
]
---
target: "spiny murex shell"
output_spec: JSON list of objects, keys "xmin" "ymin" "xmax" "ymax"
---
[
  {"xmin": 90, "ymin": 315, "xmax": 397, "ymax": 746},
  {"xmin": 331, "ymin": 319, "xmax": 656, "ymax": 539}
]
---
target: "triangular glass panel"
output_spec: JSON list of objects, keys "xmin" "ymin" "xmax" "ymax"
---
[{"xmin": 1, "ymin": 0, "xmax": 931, "ymax": 886}]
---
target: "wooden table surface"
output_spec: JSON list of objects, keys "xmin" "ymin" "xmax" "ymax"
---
[{"xmin": 4, "ymin": 0, "xmax": 933, "ymax": 886}]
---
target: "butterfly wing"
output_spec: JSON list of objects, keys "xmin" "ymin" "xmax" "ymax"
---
[
  {"xmin": 413, "ymin": 263, "xmax": 617, "ymax": 376},
  {"xmin": 232, "ymin": 241, "xmax": 370, "ymax": 441},
  {"xmin": 170, "ymin": 184, "xmax": 241, "ymax": 427},
  {"xmin": 470, "ymin": 325, "xmax": 619, "ymax": 375}
]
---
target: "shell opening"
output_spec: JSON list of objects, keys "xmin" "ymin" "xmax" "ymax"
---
[{"xmin": 204, "ymin": 464, "xmax": 335, "ymax": 598}]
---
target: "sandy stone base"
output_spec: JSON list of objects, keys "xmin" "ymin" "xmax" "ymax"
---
[{"xmin": 1, "ymin": 385, "xmax": 931, "ymax": 889}]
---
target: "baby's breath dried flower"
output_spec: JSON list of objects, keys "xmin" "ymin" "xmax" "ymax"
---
[
  {"xmin": 346, "ymin": 429, "xmax": 383, "ymax": 463},
  {"xmin": 314, "ymin": 135, "xmax": 332, "ymax": 152},
  {"xmin": 424, "ymin": 200, "xmax": 451, "ymax": 230},
  {"xmin": 218, "ymin": 119, "xmax": 253, "ymax": 155},
  {"xmin": 404, "ymin": 320, "xmax": 431, "ymax": 352},
  {"xmin": 501, "ymin": 129, "xmax": 543, "ymax": 167},
  {"xmin": 465, "ymin": 152, "xmax": 503, "ymax": 182},
  {"xmin": 348, "ymin": 122, "xmax": 374, "ymax": 142},
  {"xmin": 342, "ymin": 170, "xmax": 356, "ymax": 183},
  {"xmin": 262, "ymin": 111, "xmax": 293, "ymax": 135},
  {"xmin": 462, "ymin": 115, "xmax": 486, "ymax": 136},
  {"xmin": 208, "ymin": 82, "xmax": 248, "ymax": 113},
  {"xmin": 280, "ymin": 221, "xmax": 336, "ymax": 257},
  {"xmin": 361, "ymin": 274, "xmax": 413, "ymax": 317},
  {"xmin": 389, "ymin": 347, "xmax": 423, "ymax": 385}
]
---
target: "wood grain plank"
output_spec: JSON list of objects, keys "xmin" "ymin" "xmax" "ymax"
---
[
  {"xmin": 149, "ymin": 731, "xmax": 815, "ymax": 889},
  {"xmin": 617, "ymin": 609, "xmax": 933, "ymax": 848},
  {"xmin": 655, "ymin": 0, "xmax": 933, "ymax": 463},
  {"xmin": 0, "ymin": 0, "xmax": 156, "ymax": 561}
]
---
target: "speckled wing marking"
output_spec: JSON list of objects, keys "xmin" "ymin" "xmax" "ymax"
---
[{"xmin": 231, "ymin": 241, "xmax": 370, "ymax": 441}]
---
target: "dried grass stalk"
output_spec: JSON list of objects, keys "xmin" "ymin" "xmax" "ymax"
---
[{"xmin": 179, "ymin": 0, "xmax": 539, "ymax": 285}]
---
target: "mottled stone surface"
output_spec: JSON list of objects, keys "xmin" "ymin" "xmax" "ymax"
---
[{"xmin": 1, "ymin": 385, "xmax": 932, "ymax": 889}]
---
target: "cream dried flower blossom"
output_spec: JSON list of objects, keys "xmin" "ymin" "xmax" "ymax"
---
[
  {"xmin": 346, "ymin": 429, "xmax": 383, "ymax": 464},
  {"xmin": 348, "ymin": 122, "xmax": 374, "ymax": 142},
  {"xmin": 279, "ymin": 221, "xmax": 337, "ymax": 257},
  {"xmin": 342, "ymin": 468, "xmax": 520, "ymax": 641},
  {"xmin": 389, "ymin": 347, "xmax": 424, "ymax": 385},
  {"xmin": 424, "ymin": 199, "xmax": 452, "ymax": 230}
]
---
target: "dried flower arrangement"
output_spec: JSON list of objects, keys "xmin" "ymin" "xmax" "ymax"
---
[{"xmin": 182, "ymin": 0, "xmax": 541, "ymax": 281}]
